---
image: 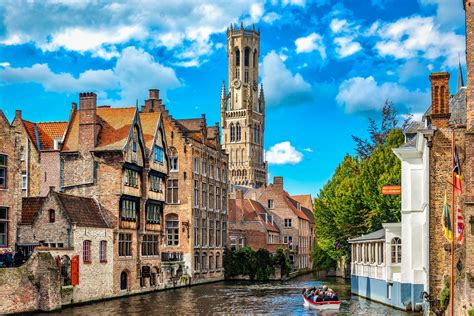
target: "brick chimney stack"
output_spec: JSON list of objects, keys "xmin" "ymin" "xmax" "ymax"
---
[
  {"xmin": 79, "ymin": 92, "xmax": 98, "ymax": 153},
  {"xmin": 466, "ymin": 0, "xmax": 474, "ymax": 128},
  {"xmin": 142, "ymin": 89, "xmax": 164, "ymax": 113},
  {"xmin": 15, "ymin": 110, "xmax": 22, "ymax": 119},
  {"xmin": 429, "ymin": 72, "xmax": 451, "ymax": 128},
  {"xmin": 273, "ymin": 176, "xmax": 284, "ymax": 190}
]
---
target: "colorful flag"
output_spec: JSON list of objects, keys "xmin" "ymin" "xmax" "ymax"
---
[
  {"xmin": 457, "ymin": 203, "xmax": 465, "ymax": 245},
  {"xmin": 453, "ymin": 146, "xmax": 462, "ymax": 195},
  {"xmin": 442, "ymin": 191, "xmax": 453, "ymax": 242}
]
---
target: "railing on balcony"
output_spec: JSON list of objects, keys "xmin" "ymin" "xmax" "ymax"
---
[{"xmin": 161, "ymin": 251, "xmax": 184, "ymax": 262}]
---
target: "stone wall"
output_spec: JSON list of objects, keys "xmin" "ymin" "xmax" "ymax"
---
[{"xmin": 0, "ymin": 252, "xmax": 61, "ymax": 314}]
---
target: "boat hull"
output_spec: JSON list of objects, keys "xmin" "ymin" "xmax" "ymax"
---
[{"xmin": 302, "ymin": 295, "xmax": 341, "ymax": 310}]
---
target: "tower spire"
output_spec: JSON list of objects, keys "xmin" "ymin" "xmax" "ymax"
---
[{"xmin": 457, "ymin": 53, "xmax": 465, "ymax": 92}]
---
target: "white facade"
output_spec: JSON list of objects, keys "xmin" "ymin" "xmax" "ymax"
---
[{"xmin": 392, "ymin": 128, "xmax": 432, "ymax": 293}]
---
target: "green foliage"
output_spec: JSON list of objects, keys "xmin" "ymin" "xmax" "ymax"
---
[
  {"xmin": 223, "ymin": 247, "xmax": 290, "ymax": 281},
  {"xmin": 468, "ymin": 309, "xmax": 474, "ymax": 316},
  {"xmin": 313, "ymin": 101, "xmax": 404, "ymax": 263},
  {"xmin": 439, "ymin": 278, "xmax": 450, "ymax": 312},
  {"xmin": 272, "ymin": 248, "xmax": 291, "ymax": 277},
  {"xmin": 312, "ymin": 244, "xmax": 335, "ymax": 272}
]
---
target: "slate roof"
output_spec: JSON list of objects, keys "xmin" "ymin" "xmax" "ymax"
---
[
  {"xmin": 448, "ymin": 87, "xmax": 467, "ymax": 125},
  {"xmin": 348, "ymin": 228, "xmax": 385, "ymax": 243},
  {"xmin": 62, "ymin": 107, "xmax": 136, "ymax": 152},
  {"xmin": 21, "ymin": 192, "xmax": 109, "ymax": 228}
]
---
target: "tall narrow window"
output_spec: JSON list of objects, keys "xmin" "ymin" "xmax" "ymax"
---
[
  {"xmin": 216, "ymin": 187, "xmax": 221, "ymax": 211},
  {"xmin": 0, "ymin": 207, "xmax": 8, "ymax": 247},
  {"xmin": 121, "ymin": 199, "xmax": 137, "ymax": 221},
  {"xmin": 166, "ymin": 179, "xmax": 179, "ymax": 204},
  {"xmin": 253, "ymin": 49, "xmax": 257, "ymax": 67},
  {"xmin": 124, "ymin": 169, "xmax": 139, "ymax": 188},
  {"xmin": 235, "ymin": 48, "xmax": 240, "ymax": 66},
  {"xmin": 170, "ymin": 157, "xmax": 178, "ymax": 172},
  {"xmin": 166, "ymin": 214, "xmax": 179, "ymax": 246},
  {"xmin": 146, "ymin": 203, "xmax": 161, "ymax": 224},
  {"xmin": 49, "ymin": 209, "xmax": 55, "ymax": 223},
  {"xmin": 230, "ymin": 124, "xmax": 235, "ymax": 142},
  {"xmin": 99, "ymin": 240, "xmax": 107, "ymax": 263},
  {"xmin": 194, "ymin": 252, "xmax": 200, "ymax": 272},
  {"xmin": 83, "ymin": 240, "xmax": 91, "ymax": 263},
  {"xmin": 209, "ymin": 219, "xmax": 214, "ymax": 247},
  {"xmin": 149, "ymin": 174, "xmax": 163, "ymax": 192},
  {"xmin": 194, "ymin": 211, "xmax": 200, "ymax": 247},
  {"xmin": 216, "ymin": 220, "xmax": 221, "ymax": 247},
  {"xmin": 222, "ymin": 189, "xmax": 227, "ymax": 213},
  {"xmin": 244, "ymin": 47, "xmax": 250, "ymax": 66},
  {"xmin": 202, "ymin": 160, "xmax": 207, "ymax": 176},
  {"xmin": 209, "ymin": 185, "xmax": 214, "ymax": 210},
  {"xmin": 21, "ymin": 172, "xmax": 27, "ymax": 190},
  {"xmin": 142, "ymin": 235, "xmax": 159, "ymax": 256},
  {"xmin": 216, "ymin": 253, "xmax": 220, "ymax": 270},
  {"xmin": 194, "ymin": 180, "xmax": 199, "ymax": 208},
  {"xmin": 194, "ymin": 158, "xmax": 199, "ymax": 174},
  {"xmin": 202, "ymin": 183, "xmax": 207, "ymax": 209},
  {"xmin": 0, "ymin": 155, "xmax": 6, "ymax": 189},
  {"xmin": 202, "ymin": 218, "xmax": 207, "ymax": 246},
  {"xmin": 391, "ymin": 238, "xmax": 401, "ymax": 263},
  {"xmin": 119, "ymin": 233, "xmax": 132, "ymax": 257},
  {"xmin": 236, "ymin": 123, "xmax": 241, "ymax": 142}
]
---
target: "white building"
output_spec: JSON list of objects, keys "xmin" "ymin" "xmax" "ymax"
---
[{"xmin": 349, "ymin": 121, "xmax": 432, "ymax": 312}]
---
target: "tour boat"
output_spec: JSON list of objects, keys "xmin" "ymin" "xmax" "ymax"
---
[{"xmin": 302, "ymin": 295, "xmax": 341, "ymax": 310}]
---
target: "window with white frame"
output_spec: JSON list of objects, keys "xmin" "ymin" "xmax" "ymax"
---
[
  {"xmin": 83, "ymin": 240, "xmax": 91, "ymax": 263},
  {"xmin": 170, "ymin": 157, "xmax": 178, "ymax": 172},
  {"xmin": 166, "ymin": 214, "xmax": 179, "ymax": 246},
  {"xmin": 284, "ymin": 218, "xmax": 292, "ymax": 227},
  {"xmin": 391, "ymin": 238, "xmax": 401, "ymax": 264},
  {"xmin": 209, "ymin": 185, "xmax": 214, "ymax": 210},
  {"xmin": 194, "ymin": 180, "xmax": 199, "ymax": 208},
  {"xmin": 119, "ymin": 233, "xmax": 132, "ymax": 257},
  {"xmin": 0, "ymin": 155, "xmax": 6, "ymax": 189},
  {"xmin": 99, "ymin": 240, "xmax": 107, "ymax": 263},
  {"xmin": 153, "ymin": 146, "xmax": 163, "ymax": 163},
  {"xmin": 268, "ymin": 199, "xmax": 274, "ymax": 209},
  {"xmin": 21, "ymin": 172, "xmax": 27, "ymax": 190},
  {"xmin": 194, "ymin": 158, "xmax": 199, "ymax": 174},
  {"xmin": 202, "ymin": 160, "xmax": 207, "ymax": 176},
  {"xmin": 149, "ymin": 174, "xmax": 163, "ymax": 192},
  {"xmin": 202, "ymin": 183, "xmax": 207, "ymax": 209},
  {"xmin": 146, "ymin": 203, "xmax": 161, "ymax": 224}
]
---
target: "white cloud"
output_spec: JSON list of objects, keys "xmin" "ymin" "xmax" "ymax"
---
[
  {"xmin": 0, "ymin": 46, "xmax": 181, "ymax": 105},
  {"xmin": 374, "ymin": 16, "xmax": 464, "ymax": 67},
  {"xmin": 0, "ymin": 1, "xmax": 267, "ymax": 66},
  {"xmin": 260, "ymin": 51, "xmax": 312, "ymax": 106},
  {"xmin": 302, "ymin": 148, "xmax": 313, "ymax": 152},
  {"xmin": 336, "ymin": 76, "xmax": 429, "ymax": 113},
  {"xmin": 330, "ymin": 19, "xmax": 348, "ymax": 33},
  {"xmin": 295, "ymin": 32, "xmax": 326, "ymax": 59},
  {"xmin": 266, "ymin": 141, "xmax": 303, "ymax": 165},
  {"xmin": 263, "ymin": 12, "xmax": 281, "ymax": 24},
  {"xmin": 333, "ymin": 36, "xmax": 362, "ymax": 58},
  {"xmin": 281, "ymin": 0, "xmax": 306, "ymax": 7},
  {"xmin": 419, "ymin": 0, "xmax": 464, "ymax": 30},
  {"xmin": 0, "ymin": 62, "xmax": 10, "ymax": 68}
]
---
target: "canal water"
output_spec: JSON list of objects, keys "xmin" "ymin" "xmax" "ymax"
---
[{"xmin": 44, "ymin": 273, "xmax": 409, "ymax": 315}]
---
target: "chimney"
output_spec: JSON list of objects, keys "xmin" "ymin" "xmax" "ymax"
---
[
  {"xmin": 15, "ymin": 110, "xmax": 22, "ymax": 119},
  {"xmin": 142, "ymin": 89, "xmax": 164, "ymax": 113},
  {"xmin": 149, "ymin": 89, "xmax": 160, "ymax": 100},
  {"xmin": 79, "ymin": 92, "xmax": 98, "ymax": 153},
  {"xmin": 466, "ymin": 1, "xmax": 474, "ymax": 127},
  {"xmin": 429, "ymin": 72, "xmax": 450, "ymax": 128},
  {"xmin": 273, "ymin": 176, "xmax": 284, "ymax": 190}
]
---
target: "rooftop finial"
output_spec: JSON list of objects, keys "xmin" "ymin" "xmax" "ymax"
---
[
  {"xmin": 252, "ymin": 23, "xmax": 255, "ymax": 31},
  {"xmin": 241, "ymin": 22, "xmax": 244, "ymax": 30},
  {"xmin": 457, "ymin": 52, "xmax": 465, "ymax": 92}
]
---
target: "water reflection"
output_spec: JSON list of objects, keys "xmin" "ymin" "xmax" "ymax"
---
[{"xmin": 43, "ymin": 273, "xmax": 409, "ymax": 315}]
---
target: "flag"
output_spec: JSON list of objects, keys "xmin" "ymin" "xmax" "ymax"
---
[
  {"xmin": 442, "ymin": 191, "xmax": 454, "ymax": 242},
  {"xmin": 453, "ymin": 146, "xmax": 462, "ymax": 195},
  {"xmin": 457, "ymin": 203, "xmax": 465, "ymax": 245}
]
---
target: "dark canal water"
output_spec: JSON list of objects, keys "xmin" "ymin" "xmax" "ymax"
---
[{"xmin": 43, "ymin": 273, "xmax": 409, "ymax": 315}]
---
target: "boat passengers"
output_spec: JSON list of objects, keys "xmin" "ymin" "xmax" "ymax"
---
[{"xmin": 302, "ymin": 286, "xmax": 339, "ymax": 302}]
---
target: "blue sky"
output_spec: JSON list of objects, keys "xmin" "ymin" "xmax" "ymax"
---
[{"xmin": 0, "ymin": 0, "xmax": 466, "ymax": 197}]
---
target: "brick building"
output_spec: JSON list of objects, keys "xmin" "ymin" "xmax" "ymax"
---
[
  {"xmin": 248, "ymin": 176, "xmax": 315, "ymax": 271},
  {"xmin": 59, "ymin": 92, "xmax": 168, "ymax": 294},
  {"xmin": 17, "ymin": 189, "xmax": 114, "ymax": 304},
  {"xmin": 141, "ymin": 89, "xmax": 229, "ymax": 284},
  {"xmin": 228, "ymin": 190, "xmax": 285, "ymax": 253}
]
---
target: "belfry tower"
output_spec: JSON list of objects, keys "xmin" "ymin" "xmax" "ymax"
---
[{"xmin": 220, "ymin": 23, "xmax": 267, "ymax": 188}]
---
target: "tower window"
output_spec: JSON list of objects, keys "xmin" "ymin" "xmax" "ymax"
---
[
  {"xmin": 235, "ymin": 49, "xmax": 240, "ymax": 66},
  {"xmin": 244, "ymin": 47, "xmax": 250, "ymax": 67},
  {"xmin": 244, "ymin": 68, "xmax": 249, "ymax": 83},
  {"xmin": 253, "ymin": 49, "xmax": 258, "ymax": 67},
  {"xmin": 230, "ymin": 123, "xmax": 235, "ymax": 142},
  {"xmin": 236, "ymin": 123, "xmax": 241, "ymax": 142}
]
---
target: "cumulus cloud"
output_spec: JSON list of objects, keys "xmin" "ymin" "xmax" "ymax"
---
[
  {"xmin": 336, "ymin": 76, "xmax": 429, "ymax": 113},
  {"xmin": 0, "ymin": 1, "xmax": 268, "ymax": 66},
  {"xmin": 333, "ymin": 36, "xmax": 362, "ymax": 58},
  {"xmin": 0, "ymin": 46, "xmax": 181, "ymax": 105},
  {"xmin": 266, "ymin": 141, "xmax": 303, "ymax": 165},
  {"xmin": 294, "ymin": 33, "xmax": 326, "ymax": 59},
  {"xmin": 419, "ymin": 0, "xmax": 464, "ymax": 30},
  {"xmin": 374, "ymin": 16, "xmax": 464, "ymax": 67},
  {"xmin": 330, "ymin": 19, "xmax": 349, "ymax": 33},
  {"xmin": 302, "ymin": 148, "xmax": 313, "ymax": 152},
  {"xmin": 260, "ymin": 51, "xmax": 312, "ymax": 106}
]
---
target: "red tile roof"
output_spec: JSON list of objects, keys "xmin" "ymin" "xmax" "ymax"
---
[
  {"xmin": 21, "ymin": 120, "xmax": 67, "ymax": 151},
  {"xmin": 285, "ymin": 193, "xmax": 314, "ymax": 223},
  {"xmin": 139, "ymin": 111, "xmax": 161, "ymax": 153},
  {"xmin": 229, "ymin": 198, "xmax": 280, "ymax": 233},
  {"xmin": 62, "ymin": 107, "xmax": 136, "ymax": 152},
  {"xmin": 21, "ymin": 193, "xmax": 109, "ymax": 228},
  {"xmin": 291, "ymin": 194, "xmax": 313, "ymax": 210},
  {"xmin": 21, "ymin": 197, "xmax": 46, "ymax": 225}
]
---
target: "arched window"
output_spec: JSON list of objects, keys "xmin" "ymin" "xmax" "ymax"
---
[
  {"xmin": 230, "ymin": 123, "xmax": 235, "ymax": 142},
  {"xmin": 253, "ymin": 49, "xmax": 258, "ymax": 67},
  {"xmin": 232, "ymin": 170, "xmax": 236, "ymax": 177},
  {"xmin": 194, "ymin": 252, "xmax": 200, "ymax": 272},
  {"xmin": 49, "ymin": 209, "xmax": 55, "ymax": 223},
  {"xmin": 83, "ymin": 240, "xmax": 91, "ymax": 263},
  {"xmin": 166, "ymin": 214, "xmax": 179, "ymax": 246},
  {"xmin": 244, "ymin": 47, "xmax": 250, "ymax": 66},
  {"xmin": 169, "ymin": 147, "xmax": 178, "ymax": 172},
  {"xmin": 235, "ymin": 48, "xmax": 240, "ymax": 66},
  {"xmin": 237, "ymin": 170, "xmax": 242, "ymax": 177},
  {"xmin": 391, "ymin": 238, "xmax": 401, "ymax": 264},
  {"xmin": 253, "ymin": 124, "xmax": 257, "ymax": 143},
  {"xmin": 120, "ymin": 271, "xmax": 128, "ymax": 290},
  {"xmin": 236, "ymin": 123, "xmax": 241, "ymax": 141}
]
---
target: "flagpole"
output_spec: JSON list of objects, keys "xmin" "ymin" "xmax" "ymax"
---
[{"xmin": 450, "ymin": 129, "xmax": 455, "ymax": 316}]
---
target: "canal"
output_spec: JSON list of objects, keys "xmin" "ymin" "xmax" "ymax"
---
[{"xmin": 44, "ymin": 273, "xmax": 409, "ymax": 315}]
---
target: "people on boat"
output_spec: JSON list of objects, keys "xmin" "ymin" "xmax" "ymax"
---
[{"xmin": 303, "ymin": 286, "xmax": 339, "ymax": 302}]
